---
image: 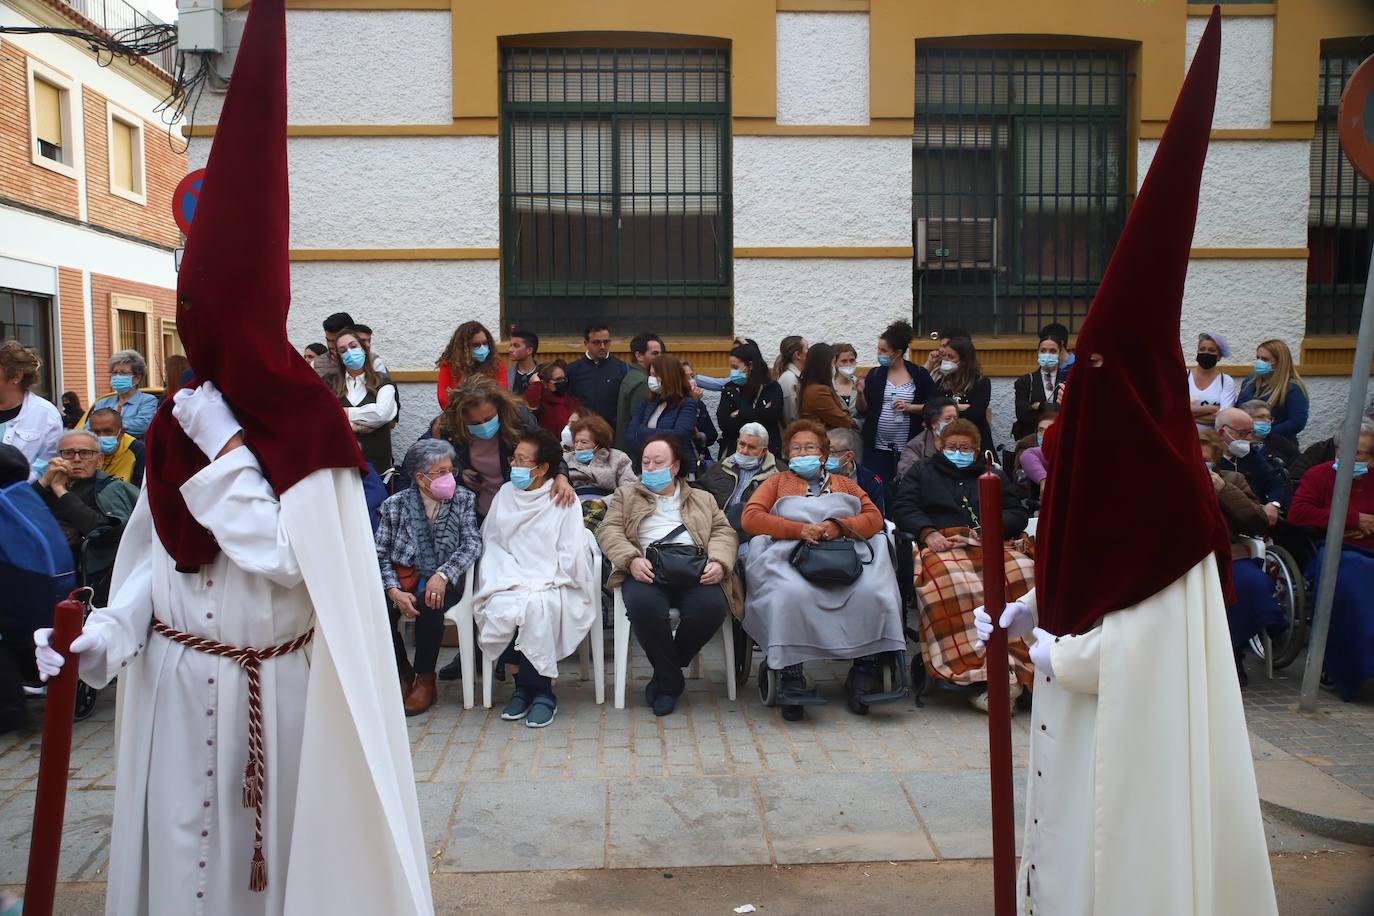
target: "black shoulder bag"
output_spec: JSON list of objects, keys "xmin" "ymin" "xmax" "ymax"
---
[
  {"xmin": 645, "ymin": 523, "xmax": 708, "ymax": 588},
  {"xmin": 788, "ymin": 518, "xmax": 873, "ymax": 586}
]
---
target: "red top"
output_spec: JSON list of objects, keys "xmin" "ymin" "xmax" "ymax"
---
[
  {"xmin": 436, "ymin": 359, "xmax": 508, "ymax": 410},
  {"xmin": 1035, "ymin": 8, "xmax": 1232, "ymax": 636},
  {"xmin": 1288, "ymin": 462, "xmax": 1374, "ymax": 550},
  {"xmin": 523, "ymin": 381, "xmax": 580, "ymax": 436}
]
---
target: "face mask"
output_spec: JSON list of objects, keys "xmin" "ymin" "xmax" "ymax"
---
[
  {"xmin": 647, "ymin": 375, "xmax": 661, "ymax": 394},
  {"xmin": 98, "ymin": 435, "xmax": 119, "ymax": 455},
  {"xmin": 560, "ymin": 425, "xmax": 573, "ymax": 447},
  {"xmin": 1037, "ymin": 353, "xmax": 1059, "ymax": 370},
  {"xmin": 734, "ymin": 453, "xmax": 760, "ymax": 470},
  {"xmin": 824, "ymin": 456, "xmax": 844, "ymax": 473},
  {"xmin": 1253, "ymin": 359, "xmax": 1273, "ymax": 377},
  {"xmin": 426, "ymin": 472, "xmax": 457, "ymax": 501},
  {"xmin": 641, "ymin": 467, "xmax": 673, "ymax": 493},
  {"xmin": 1196, "ymin": 353, "xmax": 1219, "ymax": 370},
  {"xmin": 1205, "ymin": 461, "xmax": 1214, "ymax": 471},
  {"xmin": 574, "ymin": 448, "xmax": 595, "ymax": 465},
  {"xmin": 467, "ymin": 417, "xmax": 500, "ymax": 440},
  {"xmin": 1036, "ymin": 432, "xmax": 1045, "ymax": 448},
  {"xmin": 111, "ymin": 375, "xmax": 134, "ymax": 394},
  {"xmin": 509, "ymin": 466, "xmax": 538, "ymax": 490},
  {"xmin": 789, "ymin": 455, "xmax": 822, "ymax": 479},
  {"xmin": 838, "ymin": 366, "xmax": 857, "ymax": 379},
  {"xmin": 1334, "ymin": 460, "xmax": 1370, "ymax": 480},
  {"xmin": 1252, "ymin": 421, "xmax": 1272, "ymax": 439},
  {"xmin": 728, "ymin": 368, "xmax": 748, "ymax": 385},
  {"xmin": 935, "ymin": 420, "xmax": 949, "ymax": 436},
  {"xmin": 877, "ymin": 355, "xmax": 892, "ymax": 368},
  {"xmin": 32, "ymin": 459, "xmax": 48, "ymax": 477},
  {"xmin": 944, "ymin": 449, "xmax": 975, "ymax": 469},
  {"xmin": 550, "ymin": 381, "xmax": 567, "ymax": 395},
  {"xmin": 939, "ymin": 360, "xmax": 959, "ymax": 375},
  {"xmin": 471, "ymin": 344, "xmax": 490, "ymax": 363},
  {"xmin": 1227, "ymin": 438, "xmax": 1251, "ymax": 459},
  {"xmin": 340, "ymin": 348, "xmax": 367, "ymax": 371}
]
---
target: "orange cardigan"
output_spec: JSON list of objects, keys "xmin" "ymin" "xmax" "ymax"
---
[
  {"xmin": 741, "ymin": 471, "xmax": 883, "ymax": 541},
  {"xmin": 799, "ymin": 383, "xmax": 858, "ymax": 431}
]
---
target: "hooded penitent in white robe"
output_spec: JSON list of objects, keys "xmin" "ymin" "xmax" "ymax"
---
[
  {"xmin": 81, "ymin": 447, "xmax": 433, "ymax": 916},
  {"xmin": 472, "ymin": 482, "xmax": 597, "ymax": 677},
  {"xmin": 1015, "ymin": 557, "xmax": 1277, "ymax": 916}
]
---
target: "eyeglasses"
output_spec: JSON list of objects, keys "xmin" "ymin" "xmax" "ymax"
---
[
  {"xmin": 787, "ymin": 443, "xmax": 823, "ymax": 457},
  {"xmin": 588, "ymin": 337, "xmax": 611, "ymax": 346},
  {"xmin": 58, "ymin": 449, "xmax": 99, "ymax": 460},
  {"xmin": 942, "ymin": 445, "xmax": 976, "ymax": 455}
]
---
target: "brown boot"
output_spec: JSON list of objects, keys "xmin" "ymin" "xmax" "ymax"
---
[
  {"xmin": 398, "ymin": 657, "xmax": 415, "ymax": 698},
  {"xmin": 403, "ymin": 674, "xmax": 437, "ymax": 717}
]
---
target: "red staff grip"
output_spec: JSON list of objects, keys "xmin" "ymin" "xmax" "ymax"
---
[
  {"xmin": 979, "ymin": 464, "xmax": 1016, "ymax": 916},
  {"xmin": 24, "ymin": 591, "xmax": 87, "ymax": 916}
]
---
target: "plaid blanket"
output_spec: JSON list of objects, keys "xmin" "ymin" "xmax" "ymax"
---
[{"xmin": 914, "ymin": 528, "xmax": 1036, "ymax": 687}]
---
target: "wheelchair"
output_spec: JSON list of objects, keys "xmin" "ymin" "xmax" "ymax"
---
[
  {"xmin": 71, "ymin": 525, "xmax": 122, "ymax": 721},
  {"xmin": 1239, "ymin": 536, "xmax": 1308, "ymax": 677}
]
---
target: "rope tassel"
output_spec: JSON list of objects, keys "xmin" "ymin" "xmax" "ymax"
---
[{"xmin": 249, "ymin": 847, "xmax": 268, "ymax": 893}]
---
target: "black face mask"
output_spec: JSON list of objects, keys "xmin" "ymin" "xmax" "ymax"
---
[
  {"xmin": 1196, "ymin": 353, "xmax": 1219, "ymax": 370},
  {"xmin": 550, "ymin": 381, "xmax": 567, "ymax": 395}
]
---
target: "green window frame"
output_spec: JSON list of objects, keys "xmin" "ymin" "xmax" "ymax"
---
[
  {"xmin": 0, "ymin": 287, "xmax": 56, "ymax": 400},
  {"xmin": 499, "ymin": 46, "xmax": 732, "ymax": 338},
  {"xmin": 913, "ymin": 48, "xmax": 1130, "ymax": 336},
  {"xmin": 1307, "ymin": 44, "xmax": 1373, "ymax": 337}
]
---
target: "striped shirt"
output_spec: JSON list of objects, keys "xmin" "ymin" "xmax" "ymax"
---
[{"xmin": 876, "ymin": 379, "xmax": 914, "ymax": 452}]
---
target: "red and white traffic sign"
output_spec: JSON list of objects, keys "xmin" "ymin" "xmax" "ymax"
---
[
  {"xmin": 171, "ymin": 168, "xmax": 207, "ymax": 236},
  {"xmin": 1339, "ymin": 55, "xmax": 1374, "ymax": 184}
]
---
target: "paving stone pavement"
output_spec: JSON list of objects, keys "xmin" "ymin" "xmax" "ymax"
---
[{"xmin": 0, "ymin": 638, "xmax": 1366, "ymax": 884}]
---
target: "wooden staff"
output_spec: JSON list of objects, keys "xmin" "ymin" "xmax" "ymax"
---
[
  {"xmin": 980, "ymin": 460, "xmax": 1016, "ymax": 915},
  {"xmin": 24, "ymin": 591, "xmax": 86, "ymax": 916}
]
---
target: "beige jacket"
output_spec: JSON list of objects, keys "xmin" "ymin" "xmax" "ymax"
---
[{"xmin": 596, "ymin": 480, "xmax": 744, "ymax": 617}]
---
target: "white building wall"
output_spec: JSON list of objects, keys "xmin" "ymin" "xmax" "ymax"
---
[
  {"xmin": 1181, "ymin": 259, "xmax": 1308, "ymax": 360},
  {"xmin": 776, "ymin": 12, "xmax": 869, "ymax": 126},
  {"xmin": 1186, "ymin": 15, "xmax": 1272, "ymax": 130}
]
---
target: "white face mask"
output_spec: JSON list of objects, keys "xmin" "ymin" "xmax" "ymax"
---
[
  {"xmin": 837, "ymin": 366, "xmax": 856, "ymax": 379},
  {"xmin": 1227, "ymin": 438, "xmax": 1251, "ymax": 459},
  {"xmin": 647, "ymin": 375, "xmax": 661, "ymax": 394},
  {"xmin": 560, "ymin": 425, "xmax": 573, "ymax": 448},
  {"xmin": 939, "ymin": 360, "xmax": 959, "ymax": 375}
]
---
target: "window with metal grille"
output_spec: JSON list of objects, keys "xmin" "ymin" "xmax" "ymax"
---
[
  {"xmin": 1308, "ymin": 44, "xmax": 1374, "ymax": 336},
  {"xmin": 913, "ymin": 49, "xmax": 1130, "ymax": 336},
  {"xmin": 500, "ymin": 45, "xmax": 732, "ymax": 338},
  {"xmin": 0, "ymin": 288, "xmax": 56, "ymax": 399}
]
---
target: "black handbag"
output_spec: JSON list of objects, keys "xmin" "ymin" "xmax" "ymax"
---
[
  {"xmin": 645, "ymin": 524, "xmax": 708, "ymax": 588},
  {"xmin": 788, "ymin": 518, "xmax": 873, "ymax": 586}
]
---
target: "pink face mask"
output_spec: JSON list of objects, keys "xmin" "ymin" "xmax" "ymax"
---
[{"xmin": 426, "ymin": 472, "xmax": 457, "ymax": 501}]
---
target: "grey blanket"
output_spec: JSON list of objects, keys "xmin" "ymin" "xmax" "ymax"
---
[{"xmin": 742, "ymin": 493, "xmax": 906, "ymax": 668}]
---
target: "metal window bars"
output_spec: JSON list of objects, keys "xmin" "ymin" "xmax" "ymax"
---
[
  {"xmin": 500, "ymin": 46, "xmax": 732, "ymax": 338},
  {"xmin": 913, "ymin": 48, "xmax": 1130, "ymax": 337},
  {"xmin": 1308, "ymin": 45, "xmax": 1374, "ymax": 337}
]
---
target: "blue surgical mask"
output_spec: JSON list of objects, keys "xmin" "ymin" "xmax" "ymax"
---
[
  {"xmin": 467, "ymin": 417, "xmax": 500, "ymax": 440},
  {"xmin": 877, "ymin": 355, "xmax": 892, "ymax": 368},
  {"xmin": 574, "ymin": 449, "xmax": 595, "ymax": 465},
  {"xmin": 824, "ymin": 456, "xmax": 844, "ymax": 473},
  {"xmin": 641, "ymin": 467, "xmax": 673, "ymax": 493},
  {"xmin": 728, "ymin": 368, "xmax": 748, "ymax": 385},
  {"xmin": 789, "ymin": 455, "xmax": 822, "ymax": 479},
  {"xmin": 944, "ymin": 449, "xmax": 975, "ymax": 469},
  {"xmin": 509, "ymin": 466, "xmax": 536, "ymax": 490},
  {"xmin": 340, "ymin": 348, "xmax": 367, "ymax": 371},
  {"xmin": 1036, "ymin": 432, "xmax": 1044, "ymax": 448},
  {"xmin": 32, "ymin": 458, "xmax": 48, "ymax": 477},
  {"xmin": 1334, "ymin": 459, "xmax": 1370, "ymax": 480},
  {"xmin": 1037, "ymin": 353, "xmax": 1059, "ymax": 370},
  {"xmin": 472, "ymin": 344, "xmax": 491, "ymax": 363},
  {"xmin": 1252, "ymin": 421, "xmax": 1272, "ymax": 439},
  {"xmin": 111, "ymin": 374, "xmax": 134, "ymax": 394},
  {"xmin": 1253, "ymin": 359, "xmax": 1273, "ymax": 377},
  {"xmin": 98, "ymin": 435, "xmax": 119, "ymax": 455},
  {"xmin": 733, "ymin": 453, "xmax": 760, "ymax": 470}
]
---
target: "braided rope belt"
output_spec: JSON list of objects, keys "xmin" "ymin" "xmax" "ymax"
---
[{"xmin": 151, "ymin": 619, "xmax": 313, "ymax": 893}]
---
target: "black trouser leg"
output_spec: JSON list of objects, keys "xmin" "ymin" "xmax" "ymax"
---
[
  {"xmin": 499, "ymin": 640, "xmax": 554, "ymax": 697},
  {"xmin": 622, "ymin": 579, "xmax": 686, "ymax": 696},
  {"xmin": 386, "ymin": 605, "xmax": 409, "ymax": 671},
  {"xmin": 412, "ymin": 606, "xmax": 446, "ymax": 675},
  {"xmin": 668, "ymin": 584, "xmax": 729, "ymax": 670}
]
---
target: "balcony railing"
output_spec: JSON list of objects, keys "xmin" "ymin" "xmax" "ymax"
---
[{"xmin": 57, "ymin": 0, "xmax": 176, "ymax": 75}]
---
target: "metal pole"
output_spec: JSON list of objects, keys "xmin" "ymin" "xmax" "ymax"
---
[
  {"xmin": 1299, "ymin": 252, "xmax": 1374, "ymax": 712},
  {"xmin": 979, "ymin": 458, "xmax": 1016, "ymax": 915}
]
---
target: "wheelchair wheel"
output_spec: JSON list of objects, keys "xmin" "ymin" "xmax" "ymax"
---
[
  {"xmin": 1248, "ymin": 544, "xmax": 1307, "ymax": 671},
  {"xmin": 73, "ymin": 682, "xmax": 98, "ymax": 721},
  {"xmin": 757, "ymin": 662, "xmax": 778, "ymax": 707}
]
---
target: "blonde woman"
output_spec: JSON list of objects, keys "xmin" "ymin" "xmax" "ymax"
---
[{"xmin": 1237, "ymin": 338, "xmax": 1308, "ymax": 449}]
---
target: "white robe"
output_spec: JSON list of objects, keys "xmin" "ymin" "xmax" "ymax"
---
[
  {"xmin": 82, "ymin": 446, "xmax": 433, "ymax": 916},
  {"xmin": 472, "ymin": 482, "xmax": 597, "ymax": 678},
  {"xmin": 1016, "ymin": 557, "xmax": 1277, "ymax": 915}
]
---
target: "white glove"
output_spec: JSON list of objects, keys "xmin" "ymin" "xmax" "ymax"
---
[
  {"xmin": 973, "ymin": 599, "xmax": 1034, "ymax": 651},
  {"xmin": 1028, "ymin": 627, "xmax": 1056, "ymax": 680},
  {"xmin": 173, "ymin": 380, "xmax": 242, "ymax": 460},
  {"xmin": 34, "ymin": 627, "xmax": 106, "ymax": 682}
]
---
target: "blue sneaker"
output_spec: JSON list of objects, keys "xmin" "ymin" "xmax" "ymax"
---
[
  {"xmin": 501, "ymin": 687, "xmax": 533, "ymax": 721},
  {"xmin": 525, "ymin": 694, "xmax": 558, "ymax": 728}
]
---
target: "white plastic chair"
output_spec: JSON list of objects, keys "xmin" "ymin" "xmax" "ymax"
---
[
  {"xmin": 438, "ymin": 563, "xmax": 479, "ymax": 709},
  {"xmin": 612, "ymin": 584, "xmax": 736, "ymax": 710},
  {"xmin": 479, "ymin": 528, "xmax": 606, "ymax": 708}
]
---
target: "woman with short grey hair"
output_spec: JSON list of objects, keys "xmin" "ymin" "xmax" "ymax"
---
[{"xmin": 86, "ymin": 348, "xmax": 159, "ymax": 438}]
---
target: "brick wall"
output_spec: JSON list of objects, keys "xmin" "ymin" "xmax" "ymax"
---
[
  {"xmin": 89, "ymin": 273, "xmax": 176, "ymax": 392},
  {"xmin": 82, "ymin": 86, "xmax": 183, "ymax": 249},
  {"xmin": 56, "ymin": 266, "xmax": 86, "ymax": 397},
  {"xmin": 0, "ymin": 44, "xmax": 80, "ymax": 220}
]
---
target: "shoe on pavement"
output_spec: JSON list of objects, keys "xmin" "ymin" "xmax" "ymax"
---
[
  {"xmin": 436, "ymin": 655, "xmax": 462, "ymax": 682},
  {"xmin": 501, "ymin": 687, "xmax": 534, "ymax": 721},
  {"xmin": 652, "ymin": 691, "xmax": 678, "ymax": 717},
  {"xmin": 525, "ymin": 694, "xmax": 558, "ymax": 728},
  {"xmin": 781, "ymin": 704, "xmax": 804, "ymax": 722}
]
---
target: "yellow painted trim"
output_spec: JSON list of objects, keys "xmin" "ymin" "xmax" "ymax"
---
[
  {"xmin": 184, "ymin": 120, "xmax": 499, "ymax": 138},
  {"xmin": 733, "ymin": 118, "xmax": 912, "ymax": 136},
  {"xmin": 734, "ymin": 246, "xmax": 912, "ymax": 259},
  {"xmin": 1138, "ymin": 122, "xmax": 1315, "ymax": 140},
  {"xmin": 1188, "ymin": 247, "xmax": 1309, "ymax": 259},
  {"xmin": 225, "ymin": 0, "xmax": 448, "ymax": 8},
  {"xmin": 289, "ymin": 248, "xmax": 500, "ymax": 261},
  {"xmin": 1188, "ymin": 4, "xmax": 1276, "ymax": 16},
  {"xmin": 1271, "ymin": 0, "xmax": 1374, "ymax": 125},
  {"xmin": 776, "ymin": 0, "xmax": 869, "ymax": 10}
]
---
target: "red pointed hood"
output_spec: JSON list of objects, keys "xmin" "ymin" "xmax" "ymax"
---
[
  {"xmin": 1035, "ymin": 7, "xmax": 1232, "ymax": 635},
  {"xmin": 145, "ymin": 0, "xmax": 364, "ymax": 569}
]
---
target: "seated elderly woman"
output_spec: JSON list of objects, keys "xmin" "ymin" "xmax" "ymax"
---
[
  {"xmin": 84, "ymin": 349, "xmax": 160, "ymax": 439},
  {"xmin": 1288, "ymin": 419, "xmax": 1374, "ymax": 701},
  {"xmin": 740, "ymin": 419, "xmax": 906, "ymax": 721},
  {"xmin": 695, "ymin": 421, "xmax": 780, "ymax": 536},
  {"xmin": 895, "ymin": 397, "xmax": 958, "ymax": 481},
  {"xmin": 1200, "ymin": 430, "xmax": 1283, "ymax": 686},
  {"xmin": 890, "ymin": 418, "xmax": 1033, "ymax": 713},
  {"xmin": 475, "ymin": 429, "xmax": 598, "ymax": 728},
  {"xmin": 1240, "ymin": 398, "xmax": 1299, "ymax": 466},
  {"xmin": 1014, "ymin": 404, "xmax": 1060, "ymax": 497},
  {"xmin": 565, "ymin": 411, "xmax": 636, "ymax": 495},
  {"xmin": 597, "ymin": 434, "xmax": 740, "ymax": 717},
  {"xmin": 374, "ymin": 438, "xmax": 481, "ymax": 716}
]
